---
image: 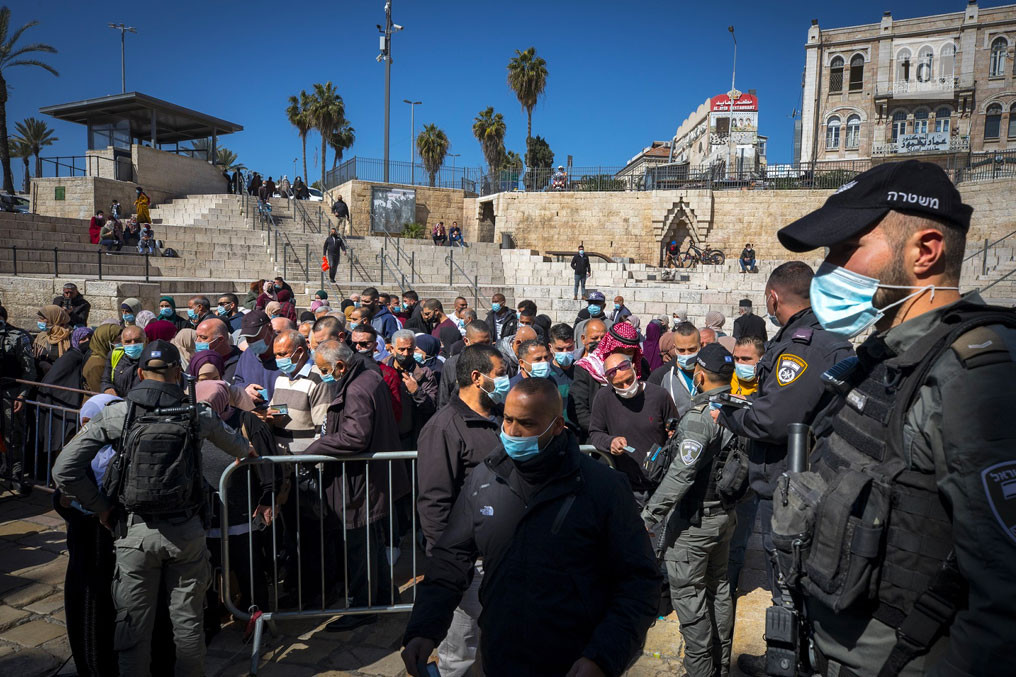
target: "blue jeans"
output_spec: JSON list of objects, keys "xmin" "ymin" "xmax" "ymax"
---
[
  {"xmin": 573, "ymin": 273, "xmax": 586, "ymax": 298},
  {"xmin": 739, "ymin": 258, "xmax": 756, "ymax": 272}
]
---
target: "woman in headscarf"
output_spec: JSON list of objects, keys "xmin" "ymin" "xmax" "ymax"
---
[
  {"xmin": 571, "ymin": 321, "xmax": 649, "ymax": 441},
  {"xmin": 134, "ymin": 309, "xmax": 156, "ymax": 330},
  {"xmin": 119, "ymin": 298, "xmax": 142, "ymax": 327},
  {"xmin": 157, "ymin": 295, "xmax": 188, "ymax": 331},
  {"xmin": 55, "ymin": 393, "xmax": 122, "ymax": 677},
  {"xmin": 413, "ymin": 334, "xmax": 444, "ymax": 380},
  {"xmin": 144, "ymin": 319, "xmax": 177, "ymax": 343},
  {"xmin": 33, "ymin": 304, "xmax": 73, "ymax": 375},
  {"xmin": 189, "ymin": 350, "xmax": 254, "ymax": 409},
  {"xmin": 642, "ymin": 319, "xmax": 664, "ymax": 373},
  {"xmin": 195, "ymin": 379, "xmax": 274, "ymax": 643},
  {"xmin": 38, "ymin": 327, "xmax": 93, "ymax": 459},
  {"xmin": 263, "ymin": 301, "xmax": 282, "ymax": 320},
  {"xmin": 171, "ymin": 328, "xmax": 197, "ymax": 368},
  {"xmin": 309, "ymin": 289, "xmax": 329, "ymax": 313},
  {"xmin": 242, "ymin": 280, "xmax": 265, "ymax": 311},
  {"xmin": 82, "ymin": 324, "xmax": 120, "ymax": 393},
  {"xmin": 275, "ymin": 289, "xmax": 297, "ymax": 322},
  {"xmin": 134, "ymin": 186, "xmax": 151, "ymax": 224},
  {"xmin": 255, "ymin": 281, "xmax": 277, "ymax": 309}
]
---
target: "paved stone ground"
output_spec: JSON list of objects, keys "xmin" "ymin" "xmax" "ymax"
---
[{"xmin": 0, "ymin": 488, "xmax": 770, "ymax": 676}]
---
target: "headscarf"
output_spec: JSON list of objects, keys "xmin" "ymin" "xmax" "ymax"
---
[
  {"xmin": 79, "ymin": 394, "xmax": 123, "ymax": 486},
  {"xmin": 195, "ymin": 379, "xmax": 234, "ymax": 422},
  {"xmin": 172, "ymin": 329, "xmax": 197, "ymax": 367},
  {"xmin": 642, "ymin": 321, "xmax": 664, "ymax": 372},
  {"xmin": 576, "ymin": 321, "xmax": 643, "ymax": 385},
  {"xmin": 35, "ymin": 305, "xmax": 73, "ymax": 354},
  {"xmin": 625, "ymin": 314, "xmax": 642, "ymax": 333},
  {"xmin": 704, "ymin": 311, "xmax": 725, "ymax": 332},
  {"xmin": 414, "ymin": 334, "xmax": 441, "ymax": 360},
  {"xmin": 89, "ymin": 324, "xmax": 121, "ymax": 360},
  {"xmin": 188, "ymin": 349, "xmax": 225, "ymax": 378},
  {"xmin": 120, "ymin": 297, "xmax": 142, "ymax": 317},
  {"xmin": 158, "ymin": 295, "xmax": 177, "ymax": 311},
  {"xmin": 262, "ymin": 281, "xmax": 275, "ymax": 297},
  {"xmin": 264, "ymin": 301, "xmax": 282, "ymax": 318},
  {"xmin": 144, "ymin": 319, "xmax": 177, "ymax": 342},
  {"xmin": 659, "ymin": 330, "xmax": 676, "ymax": 361},
  {"xmin": 135, "ymin": 309, "xmax": 156, "ymax": 329},
  {"xmin": 314, "ymin": 289, "xmax": 328, "ymax": 300},
  {"xmin": 71, "ymin": 327, "xmax": 93, "ymax": 351},
  {"xmin": 310, "ymin": 299, "xmax": 330, "ymax": 313},
  {"xmin": 276, "ymin": 289, "xmax": 293, "ymax": 304}
]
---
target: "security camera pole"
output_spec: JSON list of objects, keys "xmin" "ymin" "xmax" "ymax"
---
[
  {"xmin": 727, "ymin": 25, "xmax": 739, "ymax": 180},
  {"xmin": 379, "ymin": 1, "xmax": 394, "ymax": 183},
  {"xmin": 109, "ymin": 23, "xmax": 137, "ymax": 94}
]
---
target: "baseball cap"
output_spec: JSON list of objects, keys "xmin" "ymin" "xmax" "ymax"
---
[
  {"xmin": 140, "ymin": 340, "xmax": 181, "ymax": 371},
  {"xmin": 240, "ymin": 309, "xmax": 271, "ymax": 338},
  {"xmin": 778, "ymin": 160, "xmax": 973, "ymax": 253},
  {"xmin": 586, "ymin": 291, "xmax": 605, "ymax": 303},
  {"xmin": 696, "ymin": 343, "xmax": 734, "ymax": 376}
]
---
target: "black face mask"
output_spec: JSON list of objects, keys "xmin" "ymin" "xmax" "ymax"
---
[
  {"xmin": 588, "ymin": 339, "xmax": 601, "ymax": 353},
  {"xmin": 356, "ymin": 348, "xmax": 373, "ymax": 357},
  {"xmin": 396, "ymin": 354, "xmax": 415, "ymax": 369}
]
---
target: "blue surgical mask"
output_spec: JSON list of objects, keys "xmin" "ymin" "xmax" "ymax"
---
[
  {"xmin": 810, "ymin": 262, "xmax": 958, "ymax": 338},
  {"xmin": 614, "ymin": 303, "xmax": 621, "ymax": 310},
  {"xmin": 123, "ymin": 343, "xmax": 144, "ymax": 359},
  {"xmin": 159, "ymin": 307, "xmax": 174, "ymax": 318},
  {"xmin": 353, "ymin": 301, "xmax": 361, "ymax": 308},
  {"xmin": 320, "ymin": 372, "xmax": 335, "ymax": 383},
  {"xmin": 491, "ymin": 302, "xmax": 502, "ymax": 312},
  {"xmin": 187, "ymin": 308, "xmax": 199, "ymax": 320},
  {"xmin": 587, "ymin": 304, "xmax": 602, "ymax": 315},
  {"xmin": 676, "ymin": 352, "xmax": 698, "ymax": 371},
  {"xmin": 195, "ymin": 342, "xmax": 210, "ymax": 353},
  {"xmin": 768, "ymin": 313, "xmax": 782, "ymax": 328},
  {"xmin": 217, "ymin": 305, "xmax": 228, "ymax": 316},
  {"xmin": 37, "ymin": 321, "xmax": 49, "ymax": 331},
  {"xmin": 527, "ymin": 361, "xmax": 552, "ymax": 378},
  {"xmin": 735, "ymin": 363, "xmax": 756, "ymax": 382},
  {"xmin": 349, "ymin": 322, "xmax": 359, "ymax": 331},
  {"xmin": 482, "ymin": 374, "xmax": 511, "ymax": 404},
  {"xmin": 247, "ymin": 339, "xmax": 267, "ymax": 355},
  {"xmin": 414, "ymin": 352, "xmax": 426, "ymax": 364},
  {"xmin": 276, "ymin": 356, "xmax": 296, "ymax": 375},
  {"xmin": 401, "ymin": 303, "xmax": 408, "ymax": 311},
  {"xmin": 499, "ymin": 419, "xmax": 556, "ymax": 461},
  {"xmin": 554, "ymin": 351, "xmax": 575, "ymax": 367},
  {"xmin": 122, "ymin": 313, "xmax": 135, "ymax": 324}
]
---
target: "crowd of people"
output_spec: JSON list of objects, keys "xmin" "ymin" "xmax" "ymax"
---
[
  {"xmin": 87, "ymin": 187, "xmax": 159, "ymax": 255},
  {"xmin": 3, "ymin": 160, "xmax": 1012, "ymax": 677}
]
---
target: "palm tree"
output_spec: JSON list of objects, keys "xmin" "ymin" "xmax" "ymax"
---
[
  {"xmin": 216, "ymin": 147, "xmax": 244, "ymax": 172},
  {"xmin": 506, "ymin": 46, "xmax": 547, "ymax": 166},
  {"xmin": 501, "ymin": 150, "xmax": 523, "ymax": 171},
  {"xmin": 308, "ymin": 81, "xmax": 345, "ymax": 191},
  {"xmin": 13, "ymin": 117, "xmax": 56, "ymax": 178},
  {"xmin": 286, "ymin": 90, "xmax": 313, "ymax": 182},
  {"xmin": 329, "ymin": 122, "xmax": 355, "ymax": 168},
  {"xmin": 0, "ymin": 7, "xmax": 58, "ymax": 193},
  {"xmin": 10, "ymin": 134, "xmax": 28, "ymax": 192},
  {"xmin": 472, "ymin": 107, "xmax": 506, "ymax": 176},
  {"xmin": 417, "ymin": 124, "xmax": 450, "ymax": 187}
]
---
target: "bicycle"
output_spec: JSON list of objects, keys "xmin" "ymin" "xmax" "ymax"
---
[{"xmin": 675, "ymin": 243, "xmax": 726, "ymax": 268}]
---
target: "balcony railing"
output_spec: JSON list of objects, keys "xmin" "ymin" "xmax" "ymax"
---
[
  {"xmin": 872, "ymin": 134, "xmax": 969, "ymax": 156},
  {"xmin": 875, "ymin": 76, "xmax": 957, "ymax": 99}
]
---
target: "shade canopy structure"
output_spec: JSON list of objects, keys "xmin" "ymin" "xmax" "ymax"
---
[{"xmin": 40, "ymin": 91, "xmax": 242, "ymax": 152}]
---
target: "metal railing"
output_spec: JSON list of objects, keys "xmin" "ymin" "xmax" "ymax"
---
[
  {"xmin": 325, "ymin": 156, "xmax": 483, "ymax": 192},
  {"xmin": 40, "ymin": 153, "xmax": 134, "ymax": 182},
  {"xmin": 0, "ymin": 245, "xmax": 157, "ymax": 281},
  {"xmin": 292, "ymin": 197, "xmax": 323, "ymax": 234},
  {"xmin": 954, "ymin": 150, "xmax": 1016, "ymax": 183},
  {"xmin": 964, "ymin": 229, "xmax": 1016, "ymax": 276},
  {"xmin": 380, "ymin": 231, "xmax": 421, "ymax": 285},
  {"xmin": 445, "ymin": 250, "xmax": 481, "ymax": 309},
  {"xmin": 375, "ymin": 250, "xmax": 407, "ymax": 289}
]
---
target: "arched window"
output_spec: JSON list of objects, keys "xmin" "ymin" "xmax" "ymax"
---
[
  {"xmin": 826, "ymin": 116, "xmax": 841, "ymax": 149},
  {"xmin": 830, "ymin": 56, "xmax": 844, "ymax": 93},
  {"xmin": 990, "ymin": 37, "xmax": 1007, "ymax": 77},
  {"xmin": 916, "ymin": 46, "xmax": 934, "ymax": 83},
  {"xmin": 1009, "ymin": 103, "xmax": 1016, "ymax": 138},
  {"xmin": 985, "ymin": 103, "xmax": 1003, "ymax": 139},
  {"xmin": 891, "ymin": 110, "xmax": 908, "ymax": 143},
  {"xmin": 940, "ymin": 43, "xmax": 956, "ymax": 82},
  {"xmin": 849, "ymin": 54, "xmax": 865, "ymax": 91},
  {"xmin": 934, "ymin": 107, "xmax": 952, "ymax": 134},
  {"xmin": 914, "ymin": 108, "xmax": 930, "ymax": 135},
  {"xmin": 896, "ymin": 48, "xmax": 912, "ymax": 83},
  {"xmin": 845, "ymin": 115, "xmax": 861, "ymax": 149}
]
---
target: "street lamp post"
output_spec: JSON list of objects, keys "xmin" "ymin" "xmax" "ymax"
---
[
  {"xmin": 108, "ymin": 23, "xmax": 137, "ymax": 93},
  {"xmin": 403, "ymin": 99, "xmax": 422, "ymax": 185},
  {"xmin": 727, "ymin": 25, "xmax": 739, "ymax": 180},
  {"xmin": 377, "ymin": 2, "xmax": 403, "ymax": 184}
]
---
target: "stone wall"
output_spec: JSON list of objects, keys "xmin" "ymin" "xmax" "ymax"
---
[
  {"xmin": 325, "ymin": 180, "xmax": 469, "ymax": 239},
  {"xmin": 30, "ymin": 176, "xmax": 171, "ymax": 220},
  {"xmin": 0, "ymin": 277, "xmax": 162, "ymax": 328},
  {"xmin": 132, "ymin": 145, "xmax": 230, "ymax": 197}
]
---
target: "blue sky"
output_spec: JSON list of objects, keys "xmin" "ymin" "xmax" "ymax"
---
[{"xmin": 8, "ymin": 0, "xmax": 1010, "ymax": 189}]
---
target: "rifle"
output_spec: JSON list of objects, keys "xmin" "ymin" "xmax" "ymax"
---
[{"xmin": 764, "ymin": 422, "xmax": 812, "ymax": 677}]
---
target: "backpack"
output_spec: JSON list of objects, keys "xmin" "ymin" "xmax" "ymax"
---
[{"xmin": 103, "ymin": 379, "xmax": 203, "ymax": 519}]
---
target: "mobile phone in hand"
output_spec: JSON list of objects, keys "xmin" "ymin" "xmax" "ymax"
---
[
  {"xmin": 622, "ymin": 445, "xmax": 636, "ymax": 454},
  {"xmin": 268, "ymin": 403, "xmax": 289, "ymax": 416}
]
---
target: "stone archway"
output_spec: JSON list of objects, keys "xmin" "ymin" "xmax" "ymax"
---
[{"xmin": 660, "ymin": 218, "xmax": 692, "ymax": 266}]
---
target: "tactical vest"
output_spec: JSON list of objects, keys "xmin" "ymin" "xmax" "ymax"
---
[
  {"xmin": 680, "ymin": 403, "xmax": 737, "ymax": 522},
  {"xmin": 772, "ymin": 302, "xmax": 1016, "ymax": 656}
]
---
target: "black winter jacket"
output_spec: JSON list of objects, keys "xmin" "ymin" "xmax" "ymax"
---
[{"xmin": 404, "ymin": 432, "xmax": 661, "ymax": 676}]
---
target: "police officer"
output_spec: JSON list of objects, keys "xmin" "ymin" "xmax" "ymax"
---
[
  {"xmin": 53, "ymin": 340, "xmax": 257, "ymax": 676},
  {"xmin": 643, "ymin": 343, "xmax": 739, "ymax": 677},
  {"xmin": 0, "ymin": 304, "xmax": 37, "ymax": 492},
  {"xmin": 715, "ymin": 261, "xmax": 854, "ymax": 676},
  {"xmin": 773, "ymin": 160, "xmax": 1016, "ymax": 675}
]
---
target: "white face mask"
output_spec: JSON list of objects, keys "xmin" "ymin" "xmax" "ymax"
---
[{"xmin": 614, "ymin": 379, "xmax": 641, "ymax": 399}]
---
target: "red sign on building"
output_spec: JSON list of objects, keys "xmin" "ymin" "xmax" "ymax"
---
[{"xmin": 710, "ymin": 93, "xmax": 759, "ymax": 112}]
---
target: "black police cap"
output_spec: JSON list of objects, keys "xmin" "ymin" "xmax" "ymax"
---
[
  {"xmin": 139, "ymin": 340, "xmax": 181, "ymax": 370},
  {"xmin": 697, "ymin": 343, "xmax": 735, "ymax": 376}
]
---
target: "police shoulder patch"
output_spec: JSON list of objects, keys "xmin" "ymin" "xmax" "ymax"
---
[
  {"xmin": 776, "ymin": 353, "xmax": 808, "ymax": 386},
  {"xmin": 680, "ymin": 439, "xmax": 704, "ymax": 465},
  {"xmin": 982, "ymin": 460, "xmax": 1016, "ymax": 545}
]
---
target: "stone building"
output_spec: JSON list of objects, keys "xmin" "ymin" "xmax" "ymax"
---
[
  {"xmin": 800, "ymin": 1, "xmax": 1016, "ymax": 166},
  {"xmin": 668, "ymin": 90, "xmax": 767, "ymax": 176},
  {"xmin": 616, "ymin": 141, "xmax": 672, "ymax": 181}
]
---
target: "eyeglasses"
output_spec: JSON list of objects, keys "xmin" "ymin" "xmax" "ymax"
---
[{"xmin": 604, "ymin": 360, "xmax": 634, "ymax": 379}]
